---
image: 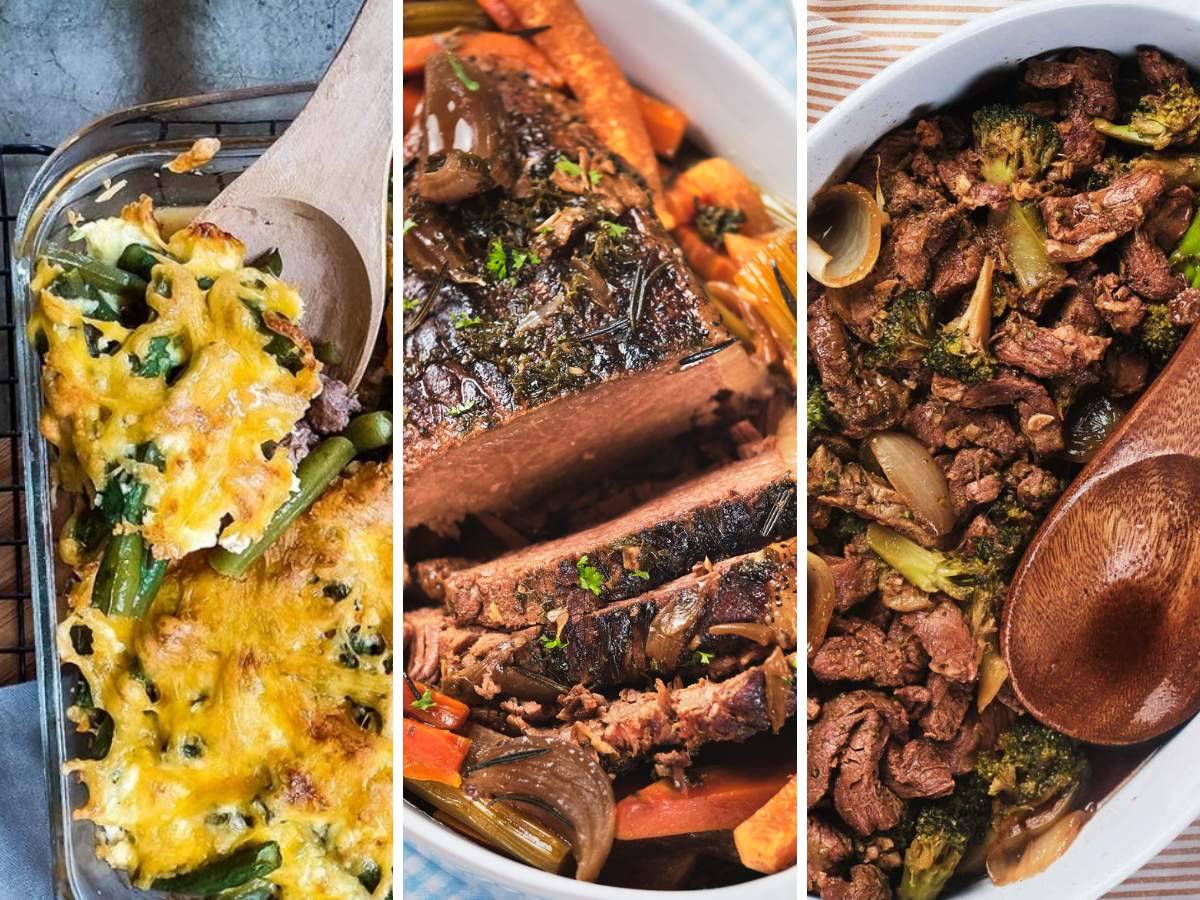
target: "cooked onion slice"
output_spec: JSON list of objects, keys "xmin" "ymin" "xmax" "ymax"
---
[
  {"xmin": 808, "ymin": 551, "xmax": 835, "ymax": 659},
  {"xmin": 646, "ymin": 592, "xmax": 705, "ymax": 670},
  {"xmin": 807, "ymin": 183, "xmax": 884, "ymax": 288},
  {"xmin": 465, "ymin": 737, "xmax": 615, "ymax": 882},
  {"xmin": 866, "ymin": 431, "xmax": 956, "ymax": 537},
  {"xmin": 761, "ymin": 646, "xmax": 792, "ymax": 733},
  {"xmin": 709, "ymin": 622, "xmax": 775, "ymax": 645},
  {"xmin": 987, "ymin": 784, "xmax": 1090, "ymax": 885}
]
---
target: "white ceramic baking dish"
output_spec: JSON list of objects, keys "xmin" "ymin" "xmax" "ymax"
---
[
  {"xmin": 808, "ymin": 0, "xmax": 1200, "ymax": 897},
  {"xmin": 402, "ymin": 0, "xmax": 798, "ymax": 898}
]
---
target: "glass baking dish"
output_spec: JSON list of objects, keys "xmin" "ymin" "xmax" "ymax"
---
[{"xmin": 13, "ymin": 84, "xmax": 314, "ymax": 900}]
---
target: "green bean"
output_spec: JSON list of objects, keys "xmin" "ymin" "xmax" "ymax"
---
[
  {"xmin": 403, "ymin": 0, "xmax": 491, "ymax": 35},
  {"xmin": 116, "ymin": 243, "xmax": 160, "ymax": 280},
  {"xmin": 344, "ymin": 411, "xmax": 393, "ymax": 451},
  {"xmin": 43, "ymin": 246, "xmax": 148, "ymax": 296},
  {"xmin": 126, "ymin": 548, "xmax": 168, "ymax": 618},
  {"xmin": 149, "ymin": 842, "xmax": 281, "ymax": 895},
  {"xmin": 313, "ymin": 340, "xmax": 343, "ymax": 366},
  {"xmin": 92, "ymin": 533, "xmax": 144, "ymax": 615},
  {"xmin": 356, "ymin": 860, "xmax": 382, "ymax": 892},
  {"xmin": 248, "ymin": 247, "xmax": 283, "ymax": 277},
  {"xmin": 51, "ymin": 269, "xmax": 121, "ymax": 320},
  {"xmin": 219, "ymin": 882, "xmax": 279, "ymax": 900},
  {"xmin": 209, "ymin": 437, "xmax": 356, "ymax": 578}
]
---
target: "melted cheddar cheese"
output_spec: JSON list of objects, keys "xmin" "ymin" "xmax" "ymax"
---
[
  {"xmin": 60, "ymin": 462, "xmax": 392, "ymax": 898},
  {"xmin": 31, "ymin": 197, "xmax": 323, "ymax": 560}
]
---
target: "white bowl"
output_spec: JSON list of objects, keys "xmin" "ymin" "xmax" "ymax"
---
[
  {"xmin": 402, "ymin": 0, "xmax": 798, "ymax": 897},
  {"xmin": 808, "ymin": 1, "xmax": 1200, "ymax": 897}
]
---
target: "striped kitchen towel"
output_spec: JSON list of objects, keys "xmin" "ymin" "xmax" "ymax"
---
[{"xmin": 806, "ymin": 2, "xmax": 1200, "ymax": 897}]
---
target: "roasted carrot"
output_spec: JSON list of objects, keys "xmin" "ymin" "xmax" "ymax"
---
[
  {"xmin": 614, "ymin": 764, "xmax": 794, "ymax": 841},
  {"xmin": 403, "ymin": 34, "xmax": 443, "ymax": 75},
  {"xmin": 476, "ymin": 0, "xmax": 522, "ymax": 30},
  {"xmin": 404, "ymin": 677, "xmax": 471, "ymax": 731},
  {"xmin": 403, "ymin": 720, "xmax": 472, "ymax": 788},
  {"xmin": 403, "ymin": 84, "xmax": 424, "ymax": 134},
  {"xmin": 676, "ymin": 225, "xmax": 738, "ymax": 283},
  {"xmin": 503, "ymin": 0, "xmax": 663, "ymax": 201},
  {"xmin": 403, "ymin": 32, "xmax": 563, "ymax": 87},
  {"xmin": 665, "ymin": 158, "xmax": 774, "ymax": 236},
  {"xmin": 634, "ymin": 89, "xmax": 688, "ymax": 159},
  {"xmin": 733, "ymin": 776, "xmax": 798, "ymax": 874},
  {"xmin": 723, "ymin": 232, "xmax": 772, "ymax": 267}
]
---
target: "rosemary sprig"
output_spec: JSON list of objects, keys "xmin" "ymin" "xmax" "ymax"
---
[
  {"xmin": 760, "ymin": 484, "xmax": 795, "ymax": 537},
  {"xmin": 679, "ymin": 338, "xmax": 737, "ymax": 370},
  {"xmin": 465, "ymin": 747, "xmax": 552, "ymax": 774},
  {"xmin": 403, "ymin": 263, "xmax": 448, "ymax": 337}
]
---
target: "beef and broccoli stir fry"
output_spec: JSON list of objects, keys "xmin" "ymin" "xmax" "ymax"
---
[{"xmin": 807, "ymin": 46, "xmax": 1200, "ymax": 899}]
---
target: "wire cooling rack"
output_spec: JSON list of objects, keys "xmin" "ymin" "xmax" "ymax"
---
[{"xmin": 1, "ymin": 144, "xmax": 53, "ymax": 685}]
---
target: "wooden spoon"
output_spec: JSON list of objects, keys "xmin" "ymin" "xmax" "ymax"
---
[
  {"xmin": 200, "ymin": 0, "xmax": 391, "ymax": 388},
  {"xmin": 1003, "ymin": 327, "xmax": 1200, "ymax": 745}
]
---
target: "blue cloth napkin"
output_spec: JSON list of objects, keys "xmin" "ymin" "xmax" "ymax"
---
[
  {"xmin": 0, "ymin": 681, "xmax": 54, "ymax": 898},
  {"xmin": 402, "ymin": 1, "xmax": 796, "ymax": 896}
]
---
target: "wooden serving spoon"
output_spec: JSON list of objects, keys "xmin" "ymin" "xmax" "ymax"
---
[
  {"xmin": 200, "ymin": 0, "xmax": 391, "ymax": 388},
  {"xmin": 1003, "ymin": 326, "xmax": 1200, "ymax": 745}
]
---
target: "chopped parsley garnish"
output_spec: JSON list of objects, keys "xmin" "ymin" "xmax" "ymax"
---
[
  {"xmin": 590, "ymin": 170, "xmax": 603, "ymax": 186},
  {"xmin": 402, "ymin": 218, "xmax": 417, "ymax": 236},
  {"xmin": 486, "ymin": 239, "xmax": 540, "ymax": 284},
  {"xmin": 694, "ymin": 650, "xmax": 715, "ymax": 666},
  {"xmin": 447, "ymin": 399, "xmax": 477, "ymax": 417},
  {"xmin": 539, "ymin": 633, "xmax": 567, "ymax": 650},
  {"xmin": 576, "ymin": 555, "xmax": 603, "ymax": 596},
  {"xmin": 446, "ymin": 52, "xmax": 480, "ymax": 91},
  {"xmin": 402, "ymin": 295, "xmax": 420, "ymax": 312},
  {"xmin": 411, "ymin": 688, "xmax": 435, "ymax": 710},
  {"xmin": 630, "ymin": 568, "xmax": 650, "ymax": 580},
  {"xmin": 600, "ymin": 220, "xmax": 628, "ymax": 238},
  {"xmin": 556, "ymin": 155, "xmax": 604, "ymax": 185},
  {"xmin": 451, "ymin": 312, "xmax": 483, "ymax": 329}
]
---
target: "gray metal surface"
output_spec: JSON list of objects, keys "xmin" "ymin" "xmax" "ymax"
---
[{"xmin": 0, "ymin": 0, "xmax": 358, "ymax": 145}]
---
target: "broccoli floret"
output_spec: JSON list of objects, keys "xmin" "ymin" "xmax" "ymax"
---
[
  {"xmin": 972, "ymin": 491, "xmax": 1040, "ymax": 570},
  {"xmin": 972, "ymin": 104, "xmax": 1062, "ymax": 186},
  {"xmin": 1095, "ymin": 81, "xmax": 1200, "ymax": 151},
  {"xmin": 976, "ymin": 718, "xmax": 1086, "ymax": 811},
  {"xmin": 827, "ymin": 508, "xmax": 867, "ymax": 546},
  {"xmin": 808, "ymin": 371, "xmax": 837, "ymax": 432},
  {"xmin": 1169, "ymin": 206, "xmax": 1200, "ymax": 289},
  {"xmin": 866, "ymin": 523, "xmax": 994, "ymax": 601},
  {"xmin": 1135, "ymin": 303, "xmax": 1184, "ymax": 366},
  {"xmin": 863, "ymin": 290, "xmax": 938, "ymax": 370},
  {"xmin": 922, "ymin": 258, "xmax": 997, "ymax": 384},
  {"xmin": 898, "ymin": 774, "xmax": 991, "ymax": 900}
]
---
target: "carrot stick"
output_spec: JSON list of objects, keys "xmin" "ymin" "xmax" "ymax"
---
[
  {"xmin": 403, "ymin": 32, "xmax": 563, "ymax": 88},
  {"xmin": 733, "ymin": 776, "xmax": 798, "ymax": 874},
  {"xmin": 723, "ymin": 232, "xmax": 770, "ymax": 267},
  {"xmin": 502, "ymin": 0, "xmax": 663, "ymax": 201},
  {"xmin": 633, "ymin": 89, "xmax": 687, "ymax": 159},
  {"xmin": 403, "ymin": 84, "xmax": 423, "ymax": 134},
  {"xmin": 404, "ymin": 720, "xmax": 472, "ymax": 788},
  {"xmin": 615, "ymin": 764, "xmax": 794, "ymax": 841},
  {"xmin": 477, "ymin": 0, "xmax": 522, "ymax": 30},
  {"xmin": 676, "ymin": 225, "xmax": 738, "ymax": 283},
  {"xmin": 403, "ymin": 677, "xmax": 471, "ymax": 731},
  {"xmin": 665, "ymin": 158, "xmax": 774, "ymax": 236}
]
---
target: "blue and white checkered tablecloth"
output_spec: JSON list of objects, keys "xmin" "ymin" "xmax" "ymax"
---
[{"xmin": 402, "ymin": 1, "xmax": 795, "ymax": 897}]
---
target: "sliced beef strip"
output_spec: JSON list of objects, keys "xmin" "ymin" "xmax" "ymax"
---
[
  {"xmin": 1138, "ymin": 46, "xmax": 1190, "ymax": 89},
  {"xmin": 879, "ymin": 569, "xmax": 933, "ymax": 613},
  {"xmin": 823, "ymin": 534, "xmax": 882, "ymax": 612},
  {"xmin": 821, "ymin": 864, "xmax": 894, "ymax": 900},
  {"xmin": 499, "ymin": 539, "xmax": 797, "ymax": 692},
  {"xmin": 992, "ymin": 311, "xmax": 1112, "ymax": 379},
  {"xmin": 810, "ymin": 617, "xmax": 927, "ymax": 687},
  {"xmin": 810, "ymin": 294, "xmax": 910, "ymax": 438},
  {"xmin": 884, "ymin": 204, "xmax": 960, "ymax": 289},
  {"xmin": 931, "ymin": 369, "xmax": 1064, "ymax": 455},
  {"xmin": 886, "ymin": 170, "xmax": 945, "ymax": 216},
  {"xmin": 884, "ymin": 738, "xmax": 955, "ymax": 799},
  {"xmin": 833, "ymin": 712, "xmax": 904, "ymax": 836},
  {"xmin": 1027, "ymin": 50, "xmax": 1119, "ymax": 170},
  {"xmin": 1145, "ymin": 185, "xmax": 1196, "ymax": 251},
  {"xmin": 1170, "ymin": 287, "xmax": 1200, "ymax": 326},
  {"xmin": 1121, "ymin": 228, "xmax": 1186, "ymax": 301},
  {"xmin": 403, "ymin": 66, "xmax": 765, "ymax": 532},
  {"xmin": 936, "ymin": 150, "xmax": 1008, "ymax": 211},
  {"xmin": 1093, "ymin": 272, "xmax": 1147, "ymax": 334},
  {"xmin": 1041, "ymin": 167, "xmax": 1167, "ymax": 262},
  {"xmin": 920, "ymin": 673, "xmax": 971, "ymax": 742},
  {"xmin": 1056, "ymin": 264, "xmax": 1105, "ymax": 332},
  {"xmin": 1105, "ymin": 347, "xmax": 1151, "ymax": 397},
  {"xmin": 902, "ymin": 601, "xmax": 977, "ymax": 684},
  {"xmin": 443, "ymin": 448, "xmax": 795, "ymax": 628},
  {"xmin": 932, "ymin": 230, "xmax": 986, "ymax": 299},
  {"xmin": 808, "ymin": 690, "xmax": 909, "ymax": 808},
  {"xmin": 894, "ymin": 684, "xmax": 931, "ymax": 721},
  {"xmin": 809, "ymin": 815, "xmax": 854, "ymax": 894},
  {"xmin": 903, "ymin": 399, "xmax": 1025, "ymax": 459},
  {"xmin": 809, "ymin": 445, "xmax": 940, "ymax": 547},
  {"xmin": 556, "ymin": 658, "xmax": 796, "ymax": 772},
  {"xmin": 944, "ymin": 447, "xmax": 1003, "ymax": 518}
]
